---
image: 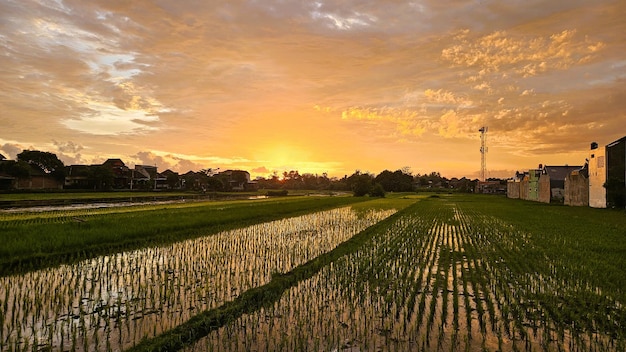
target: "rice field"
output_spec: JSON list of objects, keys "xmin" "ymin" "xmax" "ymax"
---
[
  {"xmin": 0, "ymin": 206, "xmax": 396, "ymax": 351},
  {"xmin": 186, "ymin": 196, "xmax": 625, "ymax": 352},
  {"xmin": 1, "ymin": 194, "xmax": 625, "ymax": 351}
]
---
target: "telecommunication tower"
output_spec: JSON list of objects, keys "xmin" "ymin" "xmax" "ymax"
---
[{"xmin": 479, "ymin": 126, "xmax": 488, "ymax": 182}]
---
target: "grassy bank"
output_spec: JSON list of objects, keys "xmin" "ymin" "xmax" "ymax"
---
[{"xmin": 0, "ymin": 195, "xmax": 370, "ymax": 275}]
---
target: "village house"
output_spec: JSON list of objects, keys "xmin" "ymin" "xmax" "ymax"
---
[
  {"xmin": 564, "ymin": 166, "xmax": 589, "ymax": 206},
  {"xmin": 216, "ymin": 170, "xmax": 258, "ymax": 191},
  {"xmin": 538, "ymin": 165, "xmax": 582, "ymax": 203}
]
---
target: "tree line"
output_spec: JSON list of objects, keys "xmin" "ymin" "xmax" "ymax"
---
[{"xmin": 0, "ymin": 150, "xmax": 480, "ymax": 196}]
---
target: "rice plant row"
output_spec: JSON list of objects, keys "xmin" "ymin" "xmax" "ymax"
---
[
  {"xmin": 187, "ymin": 197, "xmax": 625, "ymax": 351},
  {"xmin": 0, "ymin": 206, "xmax": 395, "ymax": 351}
]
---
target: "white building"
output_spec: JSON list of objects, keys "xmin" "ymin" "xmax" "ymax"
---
[{"xmin": 588, "ymin": 142, "xmax": 606, "ymax": 208}]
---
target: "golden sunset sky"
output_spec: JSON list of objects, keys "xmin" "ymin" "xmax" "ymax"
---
[{"xmin": 1, "ymin": 0, "xmax": 624, "ymax": 179}]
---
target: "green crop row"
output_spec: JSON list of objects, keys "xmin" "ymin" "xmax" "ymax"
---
[
  {"xmin": 181, "ymin": 194, "xmax": 625, "ymax": 352},
  {"xmin": 0, "ymin": 196, "xmax": 372, "ymax": 275}
]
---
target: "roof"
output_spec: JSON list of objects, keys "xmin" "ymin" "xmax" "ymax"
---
[
  {"xmin": 102, "ymin": 158, "xmax": 126, "ymax": 168},
  {"xmin": 542, "ymin": 165, "xmax": 583, "ymax": 181},
  {"xmin": 606, "ymin": 136, "xmax": 626, "ymax": 148},
  {"xmin": 0, "ymin": 153, "xmax": 5, "ymax": 160}
]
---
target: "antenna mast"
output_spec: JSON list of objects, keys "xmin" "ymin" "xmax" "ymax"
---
[{"xmin": 479, "ymin": 126, "xmax": 488, "ymax": 182}]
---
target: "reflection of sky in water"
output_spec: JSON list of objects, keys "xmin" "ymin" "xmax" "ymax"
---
[{"xmin": 0, "ymin": 207, "xmax": 395, "ymax": 351}]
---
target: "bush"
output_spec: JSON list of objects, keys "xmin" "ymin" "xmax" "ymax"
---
[{"xmin": 369, "ymin": 183, "xmax": 386, "ymax": 197}]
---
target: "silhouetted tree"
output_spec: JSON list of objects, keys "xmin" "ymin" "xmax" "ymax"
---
[
  {"xmin": 375, "ymin": 169, "xmax": 414, "ymax": 192},
  {"xmin": 17, "ymin": 150, "xmax": 66, "ymax": 181},
  {"xmin": 369, "ymin": 183, "xmax": 386, "ymax": 197},
  {"xmin": 346, "ymin": 171, "xmax": 373, "ymax": 196},
  {"xmin": 0, "ymin": 160, "xmax": 31, "ymax": 178}
]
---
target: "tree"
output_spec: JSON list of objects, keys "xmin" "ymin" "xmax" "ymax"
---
[
  {"xmin": 0, "ymin": 160, "xmax": 31, "ymax": 178},
  {"xmin": 375, "ymin": 169, "xmax": 414, "ymax": 192},
  {"xmin": 17, "ymin": 150, "xmax": 66, "ymax": 181},
  {"xmin": 369, "ymin": 183, "xmax": 386, "ymax": 197},
  {"xmin": 346, "ymin": 171, "xmax": 373, "ymax": 197}
]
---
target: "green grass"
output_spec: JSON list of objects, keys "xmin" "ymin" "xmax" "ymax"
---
[{"xmin": 0, "ymin": 195, "xmax": 372, "ymax": 275}]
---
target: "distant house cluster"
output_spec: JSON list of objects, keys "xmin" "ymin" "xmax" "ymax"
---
[
  {"xmin": 0, "ymin": 157, "xmax": 257, "ymax": 192},
  {"xmin": 507, "ymin": 136, "xmax": 626, "ymax": 208}
]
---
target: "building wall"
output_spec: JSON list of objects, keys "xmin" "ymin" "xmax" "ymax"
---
[
  {"xmin": 527, "ymin": 169, "xmax": 541, "ymax": 201},
  {"xmin": 538, "ymin": 174, "xmax": 551, "ymax": 203},
  {"xmin": 16, "ymin": 176, "xmax": 63, "ymax": 190},
  {"xmin": 564, "ymin": 170, "xmax": 589, "ymax": 206},
  {"xmin": 520, "ymin": 177, "xmax": 529, "ymax": 200},
  {"xmin": 507, "ymin": 180, "xmax": 520, "ymax": 199},
  {"xmin": 589, "ymin": 146, "xmax": 606, "ymax": 208},
  {"xmin": 606, "ymin": 137, "xmax": 626, "ymax": 208}
]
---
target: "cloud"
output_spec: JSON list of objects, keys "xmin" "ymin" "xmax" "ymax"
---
[
  {"xmin": 442, "ymin": 29, "xmax": 605, "ymax": 77},
  {"xmin": 52, "ymin": 140, "xmax": 84, "ymax": 154},
  {"xmin": 438, "ymin": 110, "xmax": 462, "ymax": 138},
  {"xmin": 132, "ymin": 151, "xmax": 173, "ymax": 170},
  {"xmin": 423, "ymin": 89, "xmax": 473, "ymax": 108},
  {"xmin": 0, "ymin": 0, "xmax": 624, "ymax": 179},
  {"xmin": 0, "ymin": 143, "xmax": 24, "ymax": 160},
  {"xmin": 341, "ymin": 106, "xmax": 428, "ymax": 138},
  {"xmin": 251, "ymin": 166, "xmax": 271, "ymax": 175}
]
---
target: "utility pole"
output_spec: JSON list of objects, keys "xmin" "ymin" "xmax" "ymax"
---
[{"xmin": 479, "ymin": 126, "xmax": 488, "ymax": 182}]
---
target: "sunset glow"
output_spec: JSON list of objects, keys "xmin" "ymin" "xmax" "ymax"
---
[{"xmin": 1, "ymin": 1, "xmax": 624, "ymax": 179}]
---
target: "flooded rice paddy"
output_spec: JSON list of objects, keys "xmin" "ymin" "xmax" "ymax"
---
[
  {"xmin": 0, "ymin": 207, "xmax": 394, "ymax": 351},
  {"xmin": 188, "ymin": 200, "xmax": 624, "ymax": 352}
]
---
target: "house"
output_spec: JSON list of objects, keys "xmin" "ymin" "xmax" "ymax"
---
[
  {"xmin": 475, "ymin": 180, "xmax": 506, "ymax": 194},
  {"xmin": 606, "ymin": 136, "xmax": 626, "ymax": 208},
  {"xmin": 15, "ymin": 164, "xmax": 63, "ymax": 190},
  {"xmin": 64, "ymin": 164, "xmax": 93, "ymax": 189},
  {"xmin": 160, "ymin": 169, "xmax": 181, "ymax": 190},
  {"xmin": 0, "ymin": 157, "xmax": 15, "ymax": 190},
  {"xmin": 506, "ymin": 172, "xmax": 526, "ymax": 199},
  {"xmin": 131, "ymin": 165, "xmax": 156, "ymax": 190},
  {"xmin": 538, "ymin": 165, "xmax": 583, "ymax": 203},
  {"xmin": 588, "ymin": 142, "xmax": 607, "ymax": 208},
  {"xmin": 102, "ymin": 159, "xmax": 131, "ymax": 189},
  {"xmin": 524, "ymin": 169, "xmax": 542, "ymax": 201},
  {"xmin": 564, "ymin": 166, "xmax": 589, "ymax": 206},
  {"xmin": 217, "ymin": 170, "xmax": 257, "ymax": 191}
]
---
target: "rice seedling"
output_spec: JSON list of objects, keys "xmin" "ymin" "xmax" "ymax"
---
[
  {"xmin": 0, "ymin": 196, "xmax": 366, "ymax": 275},
  {"xmin": 185, "ymin": 195, "xmax": 625, "ymax": 352},
  {"xmin": 0, "ymin": 206, "xmax": 395, "ymax": 351}
]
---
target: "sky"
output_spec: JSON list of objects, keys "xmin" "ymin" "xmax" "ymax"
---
[{"xmin": 1, "ymin": 0, "xmax": 625, "ymax": 180}]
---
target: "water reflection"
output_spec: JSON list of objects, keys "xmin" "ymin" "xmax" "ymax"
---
[{"xmin": 0, "ymin": 206, "xmax": 395, "ymax": 351}]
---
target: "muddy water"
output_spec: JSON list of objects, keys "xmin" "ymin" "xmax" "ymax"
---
[{"xmin": 0, "ymin": 207, "xmax": 395, "ymax": 351}]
